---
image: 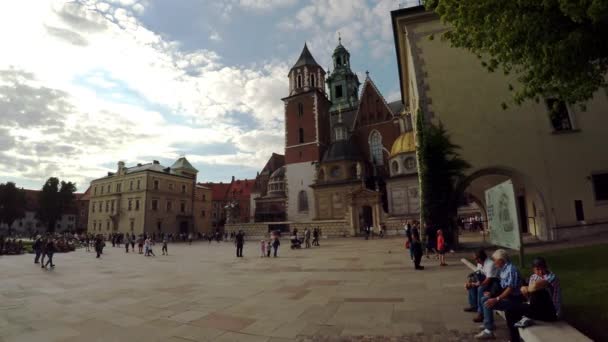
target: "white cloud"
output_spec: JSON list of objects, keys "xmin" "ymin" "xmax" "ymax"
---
[
  {"xmin": 238, "ymin": 0, "xmax": 296, "ymax": 11},
  {"xmin": 0, "ymin": 0, "xmax": 288, "ymax": 189}
]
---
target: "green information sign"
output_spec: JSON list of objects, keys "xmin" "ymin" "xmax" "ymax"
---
[{"xmin": 485, "ymin": 179, "xmax": 521, "ymax": 250}]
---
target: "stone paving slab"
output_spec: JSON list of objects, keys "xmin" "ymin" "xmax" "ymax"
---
[{"xmin": 0, "ymin": 238, "xmax": 509, "ymax": 341}]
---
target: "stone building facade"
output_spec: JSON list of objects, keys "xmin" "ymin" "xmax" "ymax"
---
[
  {"xmin": 392, "ymin": 6, "xmax": 608, "ymax": 240},
  {"xmin": 87, "ymin": 157, "xmax": 201, "ymax": 236}
]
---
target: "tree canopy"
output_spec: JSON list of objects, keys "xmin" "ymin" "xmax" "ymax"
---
[
  {"xmin": 0, "ymin": 182, "xmax": 26, "ymax": 234},
  {"xmin": 425, "ymin": 0, "xmax": 608, "ymax": 107},
  {"xmin": 37, "ymin": 177, "xmax": 77, "ymax": 232}
]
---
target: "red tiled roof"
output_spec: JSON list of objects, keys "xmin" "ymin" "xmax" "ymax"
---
[{"xmin": 201, "ymin": 178, "xmax": 255, "ymax": 202}]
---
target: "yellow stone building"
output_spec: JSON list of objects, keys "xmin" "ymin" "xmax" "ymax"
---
[
  {"xmin": 87, "ymin": 157, "xmax": 210, "ymax": 236},
  {"xmin": 392, "ymin": 6, "xmax": 608, "ymax": 240}
]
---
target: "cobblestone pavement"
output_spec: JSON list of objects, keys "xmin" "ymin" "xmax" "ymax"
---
[{"xmin": 0, "ymin": 238, "xmax": 508, "ymax": 341}]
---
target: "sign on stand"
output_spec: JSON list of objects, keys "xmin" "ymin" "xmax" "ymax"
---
[{"xmin": 485, "ymin": 180, "xmax": 524, "ymax": 265}]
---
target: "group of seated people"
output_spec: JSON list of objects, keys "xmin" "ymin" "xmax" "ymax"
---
[
  {"xmin": 464, "ymin": 249, "xmax": 561, "ymax": 341},
  {"xmin": 0, "ymin": 236, "xmax": 24, "ymax": 255}
]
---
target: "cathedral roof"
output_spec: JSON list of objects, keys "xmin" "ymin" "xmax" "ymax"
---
[
  {"xmin": 323, "ymin": 138, "xmax": 363, "ymax": 162},
  {"xmin": 390, "ymin": 131, "xmax": 416, "ymax": 157},
  {"xmin": 291, "ymin": 43, "xmax": 321, "ymax": 70}
]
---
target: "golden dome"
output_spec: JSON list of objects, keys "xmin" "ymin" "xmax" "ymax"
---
[{"xmin": 390, "ymin": 132, "xmax": 416, "ymax": 157}]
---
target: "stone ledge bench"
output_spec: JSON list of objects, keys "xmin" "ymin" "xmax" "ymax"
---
[{"xmin": 460, "ymin": 258, "xmax": 592, "ymax": 342}]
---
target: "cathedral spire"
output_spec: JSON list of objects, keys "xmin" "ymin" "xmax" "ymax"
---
[{"xmin": 326, "ymin": 40, "xmax": 360, "ymax": 112}]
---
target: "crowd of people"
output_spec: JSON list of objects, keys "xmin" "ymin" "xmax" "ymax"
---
[
  {"xmin": 0, "ymin": 236, "xmax": 24, "ymax": 255},
  {"xmin": 231, "ymin": 227, "xmax": 324, "ymax": 258},
  {"xmin": 463, "ymin": 249, "xmax": 562, "ymax": 340}
]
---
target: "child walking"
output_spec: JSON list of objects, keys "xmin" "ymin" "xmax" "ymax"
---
[
  {"xmin": 437, "ymin": 229, "xmax": 447, "ymax": 266},
  {"xmin": 162, "ymin": 238, "xmax": 168, "ymax": 255},
  {"xmin": 260, "ymin": 239, "xmax": 266, "ymax": 257}
]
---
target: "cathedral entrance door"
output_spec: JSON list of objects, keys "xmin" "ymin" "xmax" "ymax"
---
[{"xmin": 359, "ymin": 205, "xmax": 373, "ymax": 235}]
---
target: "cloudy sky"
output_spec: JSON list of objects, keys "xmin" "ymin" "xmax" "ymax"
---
[{"xmin": 0, "ymin": 0, "xmax": 416, "ymax": 192}]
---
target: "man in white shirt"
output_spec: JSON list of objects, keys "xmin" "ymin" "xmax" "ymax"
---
[{"xmin": 464, "ymin": 249, "xmax": 499, "ymax": 323}]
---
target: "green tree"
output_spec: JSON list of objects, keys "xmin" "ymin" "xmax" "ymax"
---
[
  {"xmin": 425, "ymin": 0, "xmax": 608, "ymax": 107},
  {"xmin": 0, "ymin": 182, "xmax": 26, "ymax": 235},
  {"xmin": 37, "ymin": 177, "xmax": 77, "ymax": 232},
  {"xmin": 416, "ymin": 111, "xmax": 470, "ymax": 244}
]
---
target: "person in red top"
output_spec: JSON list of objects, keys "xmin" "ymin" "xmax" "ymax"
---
[{"xmin": 437, "ymin": 229, "xmax": 447, "ymax": 266}]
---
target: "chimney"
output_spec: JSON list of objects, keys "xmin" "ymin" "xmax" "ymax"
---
[
  {"xmin": 153, "ymin": 160, "xmax": 159, "ymax": 165},
  {"xmin": 137, "ymin": 163, "xmax": 142, "ymax": 167},
  {"xmin": 231, "ymin": 176, "xmax": 235, "ymax": 182}
]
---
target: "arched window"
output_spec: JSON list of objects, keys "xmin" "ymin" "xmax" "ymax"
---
[
  {"xmin": 392, "ymin": 160, "xmax": 399, "ymax": 174},
  {"xmin": 298, "ymin": 190, "xmax": 309, "ymax": 212},
  {"xmin": 297, "ymin": 74, "xmax": 302, "ymax": 88},
  {"xmin": 336, "ymin": 56, "xmax": 342, "ymax": 66},
  {"xmin": 310, "ymin": 73, "xmax": 316, "ymax": 88},
  {"xmin": 369, "ymin": 130, "xmax": 384, "ymax": 165},
  {"xmin": 330, "ymin": 166, "xmax": 341, "ymax": 178},
  {"xmin": 298, "ymin": 103, "xmax": 304, "ymax": 117},
  {"xmin": 298, "ymin": 128, "xmax": 304, "ymax": 143}
]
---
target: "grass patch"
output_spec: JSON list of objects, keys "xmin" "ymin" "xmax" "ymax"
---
[{"xmin": 512, "ymin": 244, "xmax": 608, "ymax": 341}]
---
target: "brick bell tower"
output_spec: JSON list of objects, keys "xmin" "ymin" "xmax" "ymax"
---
[{"xmin": 282, "ymin": 43, "xmax": 331, "ymax": 222}]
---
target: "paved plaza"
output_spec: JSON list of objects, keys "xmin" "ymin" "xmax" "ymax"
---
[{"xmin": 0, "ymin": 238, "xmax": 508, "ymax": 342}]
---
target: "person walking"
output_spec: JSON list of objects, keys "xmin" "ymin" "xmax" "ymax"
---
[
  {"xmin": 304, "ymin": 228, "xmax": 311, "ymax": 248},
  {"xmin": 33, "ymin": 236, "xmax": 42, "ymax": 264},
  {"xmin": 147, "ymin": 238, "xmax": 156, "ymax": 256},
  {"xmin": 130, "ymin": 233, "xmax": 135, "ymax": 251},
  {"xmin": 312, "ymin": 228, "xmax": 319, "ymax": 246},
  {"xmin": 266, "ymin": 239, "xmax": 272, "ymax": 257},
  {"xmin": 94, "ymin": 235, "xmax": 104, "ymax": 258},
  {"xmin": 272, "ymin": 233, "xmax": 280, "ymax": 257},
  {"xmin": 437, "ymin": 229, "xmax": 447, "ymax": 266},
  {"xmin": 260, "ymin": 239, "xmax": 267, "ymax": 257},
  {"xmin": 125, "ymin": 234, "xmax": 130, "ymax": 253},
  {"xmin": 137, "ymin": 236, "xmax": 144, "ymax": 254},
  {"xmin": 85, "ymin": 235, "xmax": 91, "ymax": 252},
  {"xmin": 43, "ymin": 238, "xmax": 56, "ymax": 268},
  {"xmin": 405, "ymin": 221, "xmax": 413, "ymax": 261},
  {"xmin": 411, "ymin": 232, "xmax": 424, "ymax": 270},
  {"xmin": 235, "ymin": 230, "xmax": 245, "ymax": 257},
  {"xmin": 188, "ymin": 233, "xmax": 193, "ymax": 245},
  {"xmin": 161, "ymin": 237, "xmax": 168, "ymax": 255}
]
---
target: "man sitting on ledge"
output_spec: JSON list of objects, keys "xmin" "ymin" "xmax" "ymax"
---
[
  {"xmin": 475, "ymin": 249, "xmax": 523, "ymax": 340},
  {"xmin": 505, "ymin": 257, "xmax": 562, "ymax": 342},
  {"xmin": 464, "ymin": 249, "xmax": 499, "ymax": 323}
]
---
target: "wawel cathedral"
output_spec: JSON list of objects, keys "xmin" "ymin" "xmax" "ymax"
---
[{"xmin": 249, "ymin": 40, "xmax": 419, "ymax": 236}]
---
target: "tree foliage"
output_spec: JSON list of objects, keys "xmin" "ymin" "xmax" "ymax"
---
[
  {"xmin": 0, "ymin": 182, "xmax": 26, "ymax": 234},
  {"xmin": 425, "ymin": 0, "xmax": 608, "ymax": 107},
  {"xmin": 37, "ymin": 177, "xmax": 77, "ymax": 232},
  {"xmin": 416, "ymin": 111, "xmax": 470, "ymax": 243}
]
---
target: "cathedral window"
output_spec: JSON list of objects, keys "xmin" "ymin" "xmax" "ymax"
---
[
  {"xmin": 334, "ymin": 126, "xmax": 347, "ymax": 141},
  {"xmin": 310, "ymin": 73, "xmax": 316, "ymax": 88},
  {"xmin": 298, "ymin": 103, "xmax": 304, "ymax": 117},
  {"xmin": 404, "ymin": 157, "xmax": 416, "ymax": 171},
  {"xmin": 298, "ymin": 128, "xmax": 304, "ymax": 143},
  {"xmin": 336, "ymin": 56, "xmax": 342, "ymax": 66},
  {"xmin": 297, "ymin": 74, "xmax": 303, "ymax": 88},
  {"xmin": 335, "ymin": 85, "xmax": 343, "ymax": 98},
  {"xmin": 369, "ymin": 130, "xmax": 384, "ymax": 165},
  {"xmin": 298, "ymin": 191, "xmax": 309, "ymax": 212}
]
